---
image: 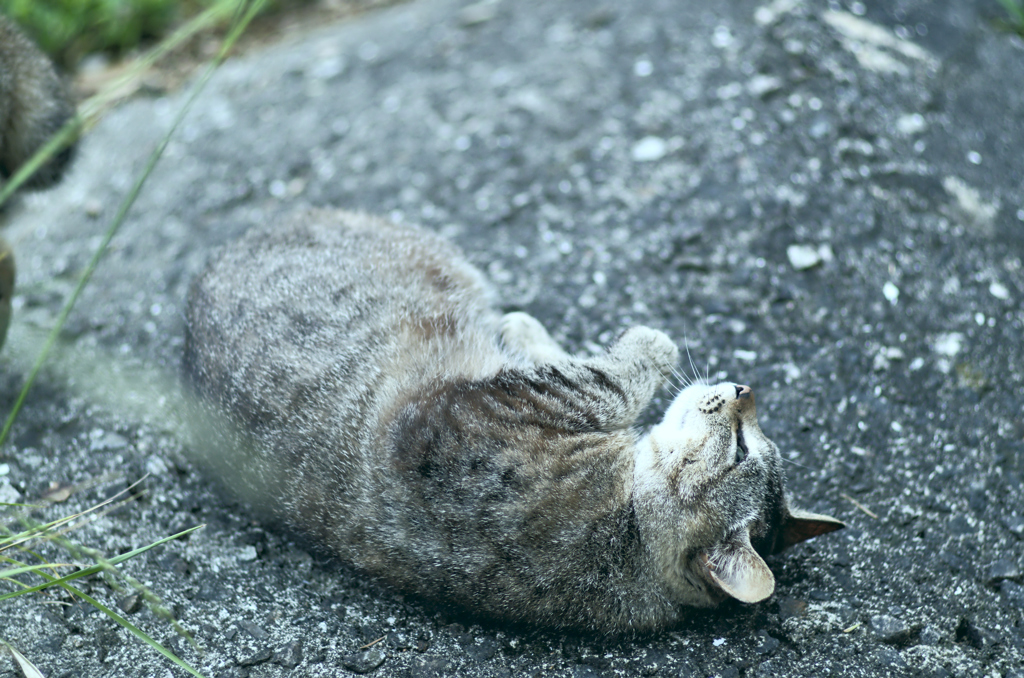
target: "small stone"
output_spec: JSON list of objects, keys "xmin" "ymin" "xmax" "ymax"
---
[
  {"xmin": 631, "ymin": 136, "xmax": 667, "ymax": 162},
  {"xmin": 1004, "ymin": 514, "xmax": 1024, "ymax": 537},
  {"xmin": 882, "ymin": 281, "xmax": 900, "ymax": 305},
  {"xmin": 895, "ymin": 113, "xmax": 926, "ymax": 135},
  {"xmin": 786, "ymin": 243, "xmax": 832, "ymax": 270},
  {"xmin": 238, "ymin": 646, "xmax": 272, "ymax": 667},
  {"xmin": 747, "ymin": 74, "xmax": 783, "ymax": 97},
  {"xmin": 118, "ymin": 593, "xmax": 142, "ymax": 614},
  {"xmin": 1002, "ymin": 581, "xmax": 1024, "ymax": 609},
  {"xmin": 932, "ymin": 332, "xmax": 963, "ymax": 357},
  {"xmin": 0, "ymin": 479, "xmax": 22, "ymax": 504},
  {"xmin": 342, "ymin": 647, "xmax": 386, "ymax": 674},
  {"xmin": 989, "ymin": 281, "xmax": 1010, "ymax": 300},
  {"xmin": 870, "ymin": 614, "xmax": 911, "ymax": 645},
  {"xmin": 754, "ymin": 630, "xmax": 780, "ymax": 655},
  {"xmin": 239, "ymin": 621, "xmax": 269, "ymax": 641},
  {"xmin": 464, "ymin": 636, "xmax": 499, "ymax": 662},
  {"xmin": 386, "ymin": 631, "xmax": 411, "ymax": 650},
  {"xmin": 272, "ymin": 639, "xmax": 303, "ymax": 669},
  {"xmin": 918, "ymin": 625, "xmax": 942, "ymax": 645},
  {"xmin": 986, "ymin": 559, "xmax": 1021, "ymax": 584}
]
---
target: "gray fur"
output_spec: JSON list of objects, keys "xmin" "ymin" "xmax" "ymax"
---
[
  {"xmin": 0, "ymin": 15, "xmax": 76, "ymax": 189},
  {"xmin": 183, "ymin": 208, "xmax": 842, "ymax": 634}
]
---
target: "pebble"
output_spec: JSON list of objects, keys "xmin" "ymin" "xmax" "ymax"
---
[
  {"xmin": 631, "ymin": 136, "xmax": 668, "ymax": 162},
  {"xmin": 0, "ymin": 479, "xmax": 22, "ymax": 504},
  {"xmin": 342, "ymin": 647, "xmax": 386, "ymax": 674},
  {"xmin": 932, "ymin": 332, "xmax": 963, "ymax": 357},
  {"xmin": 239, "ymin": 621, "xmax": 270, "ymax": 641},
  {"xmin": 238, "ymin": 647, "xmax": 272, "ymax": 667},
  {"xmin": 986, "ymin": 559, "xmax": 1022, "ymax": 584},
  {"xmin": 869, "ymin": 614, "xmax": 912, "ymax": 644},
  {"xmin": 755, "ymin": 630, "xmax": 780, "ymax": 654},
  {"xmin": 747, "ymin": 74, "xmax": 783, "ymax": 97},
  {"xmin": 918, "ymin": 625, "xmax": 942, "ymax": 645},
  {"xmin": 272, "ymin": 640, "xmax": 303, "ymax": 669},
  {"xmin": 464, "ymin": 636, "xmax": 499, "ymax": 662},
  {"xmin": 895, "ymin": 113, "xmax": 926, "ymax": 135},
  {"xmin": 1004, "ymin": 514, "xmax": 1024, "ymax": 537},
  {"xmin": 786, "ymin": 243, "xmax": 833, "ymax": 270},
  {"xmin": 386, "ymin": 631, "xmax": 412, "ymax": 650},
  {"xmin": 118, "ymin": 593, "xmax": 142, "ymax": 614},
  {"xmin": 1002, "ymin": 581, "xmax": 1024, "ymax": 609}
]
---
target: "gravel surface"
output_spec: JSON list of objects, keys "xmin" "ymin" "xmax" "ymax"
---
[{"xmin": 2, "ymin": 0, "xmax": 1023, "ymax": 676}]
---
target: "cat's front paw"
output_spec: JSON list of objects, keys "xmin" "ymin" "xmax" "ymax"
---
[{"xmin": 613, "ymin": 327, "xmax": 679, "ymax": 376}]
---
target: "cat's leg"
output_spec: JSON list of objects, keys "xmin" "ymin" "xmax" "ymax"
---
[
  {"xmin": 500, "ymin": 311, "xmax": 572, "ymax": 364},
  {"xmin": 503, "ymin": 326, "xmax": 678, "ymax": 432},
  {"xmin": 576, "ymin": 326, "xmax": 679, "ymax": 430}
]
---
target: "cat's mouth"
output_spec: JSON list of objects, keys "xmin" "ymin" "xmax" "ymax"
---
[{"xmin": 735, "ymin": 423, "xmax": 749, "ymax": 464}]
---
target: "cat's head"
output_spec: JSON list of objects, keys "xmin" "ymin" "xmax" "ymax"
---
[{"xmin": 634, "ymin": 381, "xmax": 843, "ymax": 606}]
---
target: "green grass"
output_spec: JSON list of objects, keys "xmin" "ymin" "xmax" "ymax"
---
[
  {"xmin": 0, "ymin": 0, "xmax": 294, "ymax": 65},
  {"xmin": 996, "ymin": 0, "xmax": 1024, "ymax": 36},
  {"xmin": 1, "ymin": 1, "xmax": 267, "ymax": 674}
]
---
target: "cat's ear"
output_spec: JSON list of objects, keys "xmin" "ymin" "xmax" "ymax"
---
[
  {"xmin": 702, "ymin": 531, "xmax": 775, "ymax": 603},
  {"xmin": 775, "ymin": 508, "xmax": 845, "ymax": 553}
]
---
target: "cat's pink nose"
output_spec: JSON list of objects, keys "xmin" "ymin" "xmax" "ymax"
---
[{"xmin": 735, "ymin": 384, "xmax": 752, "ymax": 399}]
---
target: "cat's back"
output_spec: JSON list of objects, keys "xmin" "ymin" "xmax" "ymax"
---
[{"xmin": 184, "ymin": 209, "xmax": 504, "ymax": 440}]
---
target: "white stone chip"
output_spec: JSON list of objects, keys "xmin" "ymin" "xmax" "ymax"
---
[
  {"xmin": 733, "ymin": 349, "xmax": 758, "ymax": 362},
  {"xmin": 883, "ymin": 281, "xmax": 900, "ymax": 305},
  {"xmin": 631, "ymin": 136, "xmax": 667, "ymax": 162},
  {"xmin": 932, "ymin": 332, "xmax": 963, "ymax": 357},
  {"xmin": 895, "ymin": 113, "xmax": 926, "ymax": 135},
  {"xmin": 786, "ymin": 243, "xmax": 833, "ymax": 270},
  {"xmin": 0, "ymin": 480, "xmax": 22, "ymax": 505},
  {"xmin": 989, "ymin": 281, "xmax": 1010, "ymax": 300}
]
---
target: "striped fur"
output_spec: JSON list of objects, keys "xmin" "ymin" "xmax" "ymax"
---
[{"xmin": 183, "ymin": 208, "xmax": 841, "ymax": 634}]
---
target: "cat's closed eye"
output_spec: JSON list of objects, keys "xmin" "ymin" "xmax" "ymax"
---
[{"xmin": 735, "ymin": 424, "xmax": 749, "ymax": 464}]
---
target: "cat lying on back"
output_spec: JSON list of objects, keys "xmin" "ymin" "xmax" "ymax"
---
[{"xmin": 183, "ymin": 208, "xmax": 843, "ymax": 634}]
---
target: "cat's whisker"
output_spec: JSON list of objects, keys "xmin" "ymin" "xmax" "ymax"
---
[
  {"xmin": 683, "ymin": 331, "xmax": 700, "ymax": 386},
  {"xmin": 779, "ymin": 456, "xmax": 818, "ymax": 471}
]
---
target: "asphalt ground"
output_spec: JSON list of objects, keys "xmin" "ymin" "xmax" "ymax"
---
[{"xmin": 1, "ymin": 0, "xmax": 1022, "ymax": 676}]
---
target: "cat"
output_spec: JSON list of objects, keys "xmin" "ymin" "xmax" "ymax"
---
[
  {"xmin": 0, "ymin": 15, "xmax": 76, "ymax": 191},
  {"xmin": 0, "ymin": 14, "xmax": 78, "ymax": 350},
  {"xmin": 183, "ymin": 208, "xmax": 843, "ymax": 634}
]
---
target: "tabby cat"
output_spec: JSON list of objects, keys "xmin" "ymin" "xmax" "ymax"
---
[{"xmin": 183, "ymin": 208, "xmax": 843, "ymax": 634}]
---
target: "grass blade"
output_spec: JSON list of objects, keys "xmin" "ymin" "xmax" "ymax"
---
[
  {"xmin": 996, "ymin": 0, "xmax": 1024, "ymax": 24},
  {"xmin": 0, "ymin": 641, "xmax": 45, "ymax": 678},
  {"xmin": 0, "ymin": 0, "xmax": 268, "ymax": 448},
  {"xmin": 0, "ymin": 562, "xmax": 74, "ymax": 579},
  {"xmin": 0, "ymin": 524, "xmax": 203, "ymax": 601}
]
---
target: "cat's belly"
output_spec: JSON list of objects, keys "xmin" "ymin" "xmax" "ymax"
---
[{"xmin": 182, "ymin": 209, "xmax": 505, "ymax": 513}]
